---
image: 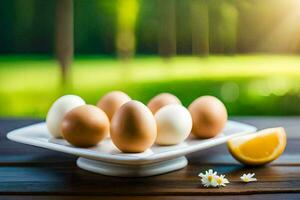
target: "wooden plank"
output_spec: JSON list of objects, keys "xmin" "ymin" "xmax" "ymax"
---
[
  {"xmin": 1, "ymin": 194, "xmax": 300, "ymax": 200},
  {"xmin": 0, "ymin": 165, "xmax": 300, "ymax": 195},
  {"xmin": 0, "ymin": 119, "xmax": 41, "ymax": 136},
  {"xmin": 0, "ymin": 119, "xmax": 75, "ymax": 165},
  {"xmin": 1, "ymin": 118, "xmax": 300, "ymax": 196}
]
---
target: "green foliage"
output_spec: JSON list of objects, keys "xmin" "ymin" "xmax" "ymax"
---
[
  {"xmin": 1, "ymin": 55, "xmax": 300, "ymax": 117},
  {"xmin": 1, "ymin": 0, "xmax": 300, "ymax": 54}
]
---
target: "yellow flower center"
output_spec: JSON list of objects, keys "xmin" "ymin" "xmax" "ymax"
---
[
  {"xmin": 245, "ymin": 177, "xmax": 249, "ymax": 182},
  {"xmin": 208, "ymin": 175, "xmax": 213, "ymax": 182},
  {"xmin": 216, "ymin": 177, "xmax": 222, "ymax": 184}
]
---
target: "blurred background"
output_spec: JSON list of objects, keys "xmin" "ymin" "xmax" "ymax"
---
[{"xmin": 1, "ymin": 0, "xmax": 300, "ymax": 117}]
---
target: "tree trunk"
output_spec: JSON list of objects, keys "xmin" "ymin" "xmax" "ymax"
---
[
  {"xmin": 116, "ymin": 0, "xmax": 138, "ymax": 60},
  {"xmin": 55, "ymin": 0, "xmax": 73, "ymax": 85},
  {"xmin": 158, "ymin": 0, "xmax": 176, "ymax": 58},
  {"xmin": 190, "ymin": 0, "xmax": 209, "ymax": 56}
]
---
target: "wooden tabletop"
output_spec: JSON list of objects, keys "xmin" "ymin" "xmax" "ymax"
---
[{"xmin": 1, "ymin": 117, "xmax": 300, "ymax": 200}]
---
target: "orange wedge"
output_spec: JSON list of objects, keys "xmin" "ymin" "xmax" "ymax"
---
[{"xmin": 227, "ymin": 127, "xmax": 286, "ymax": 166}]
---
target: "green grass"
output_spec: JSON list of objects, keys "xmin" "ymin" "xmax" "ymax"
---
[{"xmin": 1, "ymin": 55, "xmax": 300, "ymax": 117}]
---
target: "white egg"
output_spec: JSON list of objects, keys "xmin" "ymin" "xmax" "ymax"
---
[
  {"xmin": 155, "ymin": 104, "xmax": 192, "ymax": 145},
  {"xmin": 46, "ymin": 95, "xmax": 85, "ymax": 138}
]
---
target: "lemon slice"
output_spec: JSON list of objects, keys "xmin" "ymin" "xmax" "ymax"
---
[{"xmin": 227, "ymin": 127, "xmax": 286, "ymax": 165}]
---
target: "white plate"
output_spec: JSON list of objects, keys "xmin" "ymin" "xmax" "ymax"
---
[{"xmin": 7, "ymin": 121, "xmax": 256, "ymax": 177}]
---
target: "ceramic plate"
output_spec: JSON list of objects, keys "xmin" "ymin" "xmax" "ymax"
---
[{"xmin": 7, "ymin": 121, "xmax": 256, "ymax": 165}]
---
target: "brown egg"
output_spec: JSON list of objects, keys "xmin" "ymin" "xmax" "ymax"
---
[
  {"xmin": 188, "ymin": 96, "xmax": 228, "ymax": 139},
  {"xmin": 97, "ymin": 91, "xmax": 131, "ymax": 121},
  {"xmin": 61, "ymin": 105, "xmax": 109, "ymax": 147},
  {"xmin": 147, "ymin": 93, "xmax": 181, "ymax": 114},
  {"xmin": 110, "ymin": 100, "xmax": 157, "ymax": 153}
]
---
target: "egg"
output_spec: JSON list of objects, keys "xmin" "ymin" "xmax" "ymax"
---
[
  {"xmin": 61, "ymin": 105, "xmax": 109, "ymax": 147},
  {"xmin": 46, "ymin": 95, "xmax": 86, "ymax": 138},
  {"xmin": 155, "ymin": 104, "xmax": 192, "ymax": 145},
  {"xmin": 147, "ymin": 93, "xmax": 182, "ymax": 114},
  {"xmin": 97, "ymin": 91, "xmax": 131, "ymax": 121},
  {"xmin": 110, "ymin": 100, "xmax": 157, "ymax": 153},
  {"xmin": 188, "ymin": 96, "xmax": 228, "ymax": 139}
]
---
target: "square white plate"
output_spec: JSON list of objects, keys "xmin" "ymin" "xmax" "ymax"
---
[{"xmin": 7, "ymin": 120, "xmax": 256, "ymax": 165}]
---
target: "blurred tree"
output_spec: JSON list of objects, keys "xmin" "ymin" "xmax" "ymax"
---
[
  {"xmin": 189, "ymin": 0, "xmax": 209, "ymax": 55},
  {"xmin": 136, "ymin": 0, "xmax": 158, "ymax": 54},
  {"xmin": 0, "ymin": 0, "xmax": 16, "ymax": 53},
  {"xmin": 1, "ymin": 0, "xmax": 300, "ymax": 55},
  {"xmin": 219, "ymin": 1, "xmax": 238, "ymax": 54},
  {"xmin": 176, "ymin": 0, "xmax": 192, "ymax": 55},
  {"xmin": 5, "ymin": 0, "xmax": 54, "ymax": 54},
  {"xmin": 13, "ymin": 0, "xmax": 35, "ymax": 53},
  {"xmin": 74, "ymin": 0, "xmax": 116, "ymax": 54},
  {"xmin": 208, "ymin": 0, "xmax": 238, "ymax": 54},
  {"xmin": 116, "ymin": 0, "xmax": 139, "ymax": 60},
  {"xmin": 235, "ymin": 0, "xmax": 300, "ymax": 53},
  {"xmin": 27, "ymin": 0, "xmax": 54, "ymax": 54},
  {"xmin": 55, "ymin": 0, "xmax": 73, "ymax": 85},
  {"xmin": 158, "ymin": 0, "xmax": 176, "ymax": 57},
  {"xmin": 0, "ymin": 0, "xmax": 54, "ymax": 54}
]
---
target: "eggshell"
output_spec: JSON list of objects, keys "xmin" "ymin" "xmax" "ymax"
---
[
  {"xmin": 110, "ymin": 100, "xmax": 157, "ymax": 153},
  {"xmin": 46, "ymin": 95, "xmax": 85, "ymax": 138},
  {"xmin": 147, "ymin": 93, "xmax": 182, "ymax": 114},
  {"xmin": 188, "ymin": 96, "xmax": 228, "ymax": 139},
  {"xmin": 61, "ymin": 105, "xmax": 109, "ymax": 147},
  {"xmin": 155, "ymin": 104, "xmax": 192, "ymax": 145},
  {"xmin": 97, "ymin": 91, "xmax": 131, "ymax": 121}
]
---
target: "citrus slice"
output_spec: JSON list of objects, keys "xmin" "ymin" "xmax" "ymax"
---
[{"xmin": 227, "ymin": 127, "xmax": 286, "ymax": 165}]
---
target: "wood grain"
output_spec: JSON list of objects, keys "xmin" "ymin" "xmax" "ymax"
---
[
  {"xmin": 1, "ymin": 194, "xmax": 300, "ymax": 200},
  {"xmin": 0, "ymin": 117, "xmax": 300, "ymax": 198}
]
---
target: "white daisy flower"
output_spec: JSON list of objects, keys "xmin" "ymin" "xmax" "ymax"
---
[
  {"xmin": 198, "ymin": 169, "xmax": 218, "ymax": 187},
  {"xmin": 240, "ymin": 173, "xmax": 257, "ymax": 183},
  {"xmin": 215, "ymin": 175, "xmax": 230, "ymax": 187}
]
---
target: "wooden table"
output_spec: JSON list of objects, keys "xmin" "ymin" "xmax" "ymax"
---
[{"xmin": 1, "ymin": 117, "xmax": 300, "ymax": 199}]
